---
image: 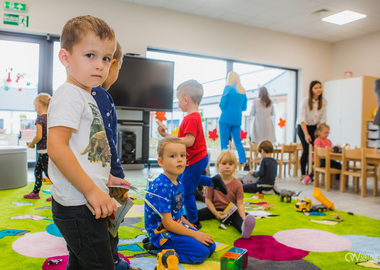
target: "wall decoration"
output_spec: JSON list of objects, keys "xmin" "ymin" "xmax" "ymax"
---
[
  {"xmin": 278, "ymin": 118, "xmax": 286, "ymax": 128},
  {"xmin": 208, "ymin": 128, "xmax": 219, "ymax": 141}
]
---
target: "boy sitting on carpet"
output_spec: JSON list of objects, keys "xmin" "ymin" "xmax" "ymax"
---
[
  {"xmin": 243, "ymin": 140, "xmax": 278, "ymax": 194},
  {"xmin": 144, "ymin": 137, "xmax": 216, "ymax": 264}
]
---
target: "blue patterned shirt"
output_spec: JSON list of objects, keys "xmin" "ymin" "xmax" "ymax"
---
[{"xmin": 144, "ymin": 173, "xmax": 184, "ymax": 248}]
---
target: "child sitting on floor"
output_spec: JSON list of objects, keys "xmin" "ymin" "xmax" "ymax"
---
[
  {"xmin": 144, "ymin": 137, "xmax": 216, "ymax": 264},
  {"xmin": 198, "ymin": 150, "xmax": 256, "ymax": 239},
  {"xmin": 242, "ymin": 140, "xmax": 278, "ymax": 194}
]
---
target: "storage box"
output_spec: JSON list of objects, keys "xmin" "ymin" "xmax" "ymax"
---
[
  {"xmin": 367, "ymin": 121, "xmax": 380, "ymax": 131},
  {"xmin": 221, "ymin": 251, "xmax": 243, "ymax": 270},
  {"xmin": 367, "ymin": 130, "xmax": 379, "ymax": 139},
  {"xmin": 228, "ymin": 247, "xmax": 248, "ymax": 269}
]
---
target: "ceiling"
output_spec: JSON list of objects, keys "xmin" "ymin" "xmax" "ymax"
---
[{"xmin": 119, "ymin": 0, "xmax": 380, "ymax": 43}]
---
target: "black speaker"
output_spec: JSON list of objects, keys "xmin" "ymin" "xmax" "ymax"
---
[{"xmin": 118, "ymin": 131, "xmax": 136, "ymax": 164}]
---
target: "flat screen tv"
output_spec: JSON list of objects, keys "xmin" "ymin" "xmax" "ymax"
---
[{"xmin": 108, "ymin": 56, "xmax": 174, "ymax": 111}]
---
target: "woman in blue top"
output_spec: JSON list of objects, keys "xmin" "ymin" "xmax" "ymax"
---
[{"xmin": 219, "ymin": 71, "xmax": 248, "ymax": 167}]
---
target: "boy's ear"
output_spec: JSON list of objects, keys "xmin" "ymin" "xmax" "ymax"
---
[
  {"xmin": 157, "ymin": 157, "xmax": 164, "ymax": 167},
  {"xmin": 59, "ymin": 48, "xmax": 70, "ymax": 68},
  {"xmin": 109, "ymin": 59, "xmax": 117, "ymax": 68}
]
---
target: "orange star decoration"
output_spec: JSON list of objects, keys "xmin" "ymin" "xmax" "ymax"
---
[
  {"xmin": 171, "ymin": 127, "xmax": 179, "ymax": 135},
  {"xmin": 155, "ymin": 112, "xmax": 167, "ymax": 122},
  {"xmin": 240, "ymin": 130, "xmax": 247, "ymax": 141},
  {"xmin": 278, "ymin": 118, "xmax": 286, "ymax": 128},
  {"xmin": 208, "ymin": 129, "xmax": 219, "ymax": 141}
]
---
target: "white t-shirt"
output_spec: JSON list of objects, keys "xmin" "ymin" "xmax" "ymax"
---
[
  {"xmin": 297, "ymin": 97, "xmax": 327, "ymax": 125},
  {"xmin": 48, "ymin": 83, "xmax": 111, "ymax": 206}
]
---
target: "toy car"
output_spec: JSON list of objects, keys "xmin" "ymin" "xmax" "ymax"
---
[
  {"xmin": 311, "ymin": 204, "xmax": 327, "ymax": 212},
  {"xmin": 295, "ymin": 199, "xmax": 312, "ymax": 212}
]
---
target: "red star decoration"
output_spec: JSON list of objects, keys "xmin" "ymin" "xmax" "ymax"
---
[
  {"xmin": 208, "ymin": 129, "xmax": 219, "ymax": 141},
  {"xmin": 278, "ymin": 118, "xmax": 286, "ymax": 128},
  {"xmin": 240, "ymin": 130, "xmax": 247, "ymax": 141},
  {"xmin": 155, "ymin": 112, "xmax": 167, "ymax": 122}
]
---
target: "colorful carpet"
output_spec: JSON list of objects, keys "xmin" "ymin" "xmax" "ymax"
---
[{"xmin": 1, "ymin": 182, "xmax": 380, "ymax": 269}]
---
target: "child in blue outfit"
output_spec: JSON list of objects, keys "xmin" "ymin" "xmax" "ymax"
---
[
  {"xmin": 145, "ymin": 137, "xmax": 216, "ymax": 264},
  {"xmin": 158, "ymin": 80, "xmax": 227, "ymax": 229}
]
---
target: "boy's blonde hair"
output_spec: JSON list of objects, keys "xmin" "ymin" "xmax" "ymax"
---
[
  {"xmin": 216, "ymin": 150, "xmax": 238, "ymax": 171},
  {"xmin": 34, "ymin": 93, "xmax": 51, "ymax": 108},
  {"xmin": 177, "ymin": 79, "xmax": 204, "ymax": 105},
  {"xmin": 114, "ymin": 42, "xmax": 123, "ymax": 63},
  {"xmin": 60, "ymin": 15, "xmax": 115, "ymax": 52},
  {"xmin": 258, "ymin": 140, "xmax": 273, "ymax": 154},
  {"xmin": 157, "ymin": 137, "xmax": 186, "ymax": 158}
]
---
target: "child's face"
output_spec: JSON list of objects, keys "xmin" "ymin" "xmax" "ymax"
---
[
  {"xmin": 60, "ymin": 32, "xmax": 115, "ymax": 92},
  {"xmin": 158, "ymin": 143, "xmax": 187, "ymax": 178},
  {"xmin": 319, "ymin": 128, "xmax": 329, "ymax": 140},
  {"xmin": 218, "ymin": 159, "xmax": 236, "ymax": 177},
  {"xmin": 102, "ymin": 59, "xmax": 122, "ymax": 91}
]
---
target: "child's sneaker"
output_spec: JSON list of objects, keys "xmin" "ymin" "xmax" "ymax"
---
[
  {"xmin": 23, "ymin": 192, "xmax": 40, "ymax": 199},
  {"xmin": 46, "ymin": 197, "xmax": 52, "ymax": 202},
  {"xmin": 241, "ymin": 215, "xmax": 256, "ymax": 239},
  {"xmin": 211, "ymin": 174, "xmax": 228, "ymax": 195},
  {"xmin": 193, "ymin": 219, "xmax": 202, "ymax": 230},
  {"xmin": 302, "ymin": 175, "xmax": 311, "ymax": 185},
  {"xmin": 115, "ymin": 258, "xmax": 141, "ymax": 270}
]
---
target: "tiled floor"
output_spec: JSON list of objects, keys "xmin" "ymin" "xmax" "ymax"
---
[{"xmin": 28, "ymin": 166, "xmax": 380, "ymax": 220}]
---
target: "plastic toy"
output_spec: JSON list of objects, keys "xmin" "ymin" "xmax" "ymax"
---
[
  {"xmin": 155, "ymin": 249, "xmax": 179, "ymax": 270},
  {"xmin": 256, "ymin": 192, "xmax": 264, "ymax": 199},
  {"xmin": 221, "ymin": 251, "xmax": 243, "ymax": 270},
  {"xmin": 295, "ymin": 199, "xmax": 312, "ymax": 212},
  {"xmin": 279, "ymin": 189, "xmax": 300, "ymax": 203},
  {"xmin": 312, "ymin": 188, "xmax": 335, "ymax": 210},
  {"xmin": 228, "ymin": 247, "xmax": 248, "ymax": 269}
]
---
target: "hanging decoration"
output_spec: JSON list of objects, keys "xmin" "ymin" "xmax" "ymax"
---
[
  {"xmin": 240, "ymin": 130, "xmax": 247, "ymax": 141},
  {"xmin": 208, "ymin": 129, "xmax": 219, "ymax": 141},
  {"xmin": 155, "ymin": 112, "xmax": 166, "ymax": 122},
  {"xmin": 278, "ymin": 118, "xmax": 286, "ymax": 128}
]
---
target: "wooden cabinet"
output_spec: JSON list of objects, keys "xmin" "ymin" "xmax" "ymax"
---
[{"xmin": 323, "ymin": 76, "xmax": 379, "ymax": 148}]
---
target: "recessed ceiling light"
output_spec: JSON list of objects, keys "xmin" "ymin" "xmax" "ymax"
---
[{"xmin": 322, "ymin": 10, "xmax": 367, "ymax": 25}]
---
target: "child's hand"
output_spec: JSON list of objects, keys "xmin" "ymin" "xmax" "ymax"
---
[
  {"xmin": 194, "ymin": 231, "xmax": 214, "ymax": 246},
  {"xmin": 249, "ymin": 170, "xmax": 254, "ymax": 176},
  {"xmin": 86, "ymin": 187, "xmax": 118, "ymax": 219},
  {"xmin": 107, "ymin": 175, "xmax": 131, "ymax": 201},
  {"xmin": 158, "ymin": 126, "xmax": 168, "ymax": 137},
  {"xmin": 27, "ymin": 142, "xmax": 35, "ymax": 148},
  {"xmin": 215, "ymin": 211, "xmax": 225, "ymax": 220}
]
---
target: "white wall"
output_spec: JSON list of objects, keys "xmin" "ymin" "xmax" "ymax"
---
[
  {"xmin": 0, "ymin": 0, "xmax": 333, "ymax": 105},
  {"xmin": 332, "ymin": 31, "xmax": 380, "ymax": 79}
]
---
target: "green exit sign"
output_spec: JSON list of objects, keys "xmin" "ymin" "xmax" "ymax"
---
[
  {"xmin": 3, "ymin": 13, "xmax": 29, "ymax": 27},
  {"xmin": 4, "ymin": 1, "xmax": 27, "ymax": 11}
]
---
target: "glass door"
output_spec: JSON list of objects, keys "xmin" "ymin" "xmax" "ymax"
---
[{"xmin": 0, "ymin": 32, "xmax": 58, "ymax": 165}]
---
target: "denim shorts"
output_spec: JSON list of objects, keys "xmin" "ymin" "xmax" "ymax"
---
[{"xmin": 52, "ymin": 198, "xmax": 115, "ymax": 270}]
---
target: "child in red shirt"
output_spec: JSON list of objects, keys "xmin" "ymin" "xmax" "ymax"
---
[
  {"xmin": 158, "ymin": 80, "xmax": 227, "ymax": 229},
  {"xmin": 303, "ymin": 123, "xmax": 341, "ymax": 184}
]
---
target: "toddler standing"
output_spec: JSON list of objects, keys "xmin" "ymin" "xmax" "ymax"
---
[{"xmin": 24, "ymin": 93, "xmax": 51, "ymax": 200}]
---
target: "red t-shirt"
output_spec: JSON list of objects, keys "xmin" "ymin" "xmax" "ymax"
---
[
  {"xmin": 314, "ymin": 137, "xmax": 333, "ymax": 148},
  {"xmin": 178, "ymin": 112, "xmax": 208, "ymax": 166}
]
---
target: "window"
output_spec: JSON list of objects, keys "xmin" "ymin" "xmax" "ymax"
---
[
  {"xmin": 147, "ymin": 49, "xmax": 297, "ymax": 163},
  {"xmin": 0, "ymin": 32, "xmax": 58, "ymax": 164}
]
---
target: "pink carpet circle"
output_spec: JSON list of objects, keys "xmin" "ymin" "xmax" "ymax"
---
[
  {"xmin": 234, "ymin": 235, "xmax": 309, "ymax": 261},
  {"xmin": 12, "ymin": 231, "xmax": 68, "ymax": 258},
  {"xmin": 273, "ymin": 229, "xmax": 352, "ymax": 252}
]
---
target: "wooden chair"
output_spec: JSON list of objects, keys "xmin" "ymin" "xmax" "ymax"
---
[
  {"xmin": 308, "ymin": 144, "xmax": 314, "ymax": 175},
  {"xmin": 340, "ymin": 147, "xmax": 378, "ymax": 197},
  {"xmin": 249, "ymin": 142, "xmax": 261, "ymax": 170},
  {"xmin": 313, "ymin": 147, "xmax": 341, "ymax": 191},
  {"xmin": 276, "ymin": 144, "xmax": 298, "ymax": 178}
]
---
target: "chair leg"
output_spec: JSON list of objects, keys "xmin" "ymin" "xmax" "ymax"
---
[
  {"xmin": 279, "ymin": 164, "xmax": 283, "ymax": 179},
  {"xmin": 314, "ymin": 171, "xmax": 319, "ymax": 187},
  {"xmin": 325, "ymin": 173, "xmax": 331, "ymax": 191},
  {"xmin": 361, "ymin": 177, "xmax": 367, "ymax": 197},
  {"xmin": 374, "ymin": 173, "xmax": 378, "ymax": 197},
  {"xmin": 340, "ymin": 174, "xmax": 345, "ymax": 192},
  {"xmin": 354, "ymin": 177, "xmax": 359, "ymax": 193}
]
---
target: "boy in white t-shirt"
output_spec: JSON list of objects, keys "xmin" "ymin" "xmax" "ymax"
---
[{"xmin": 48, "ymin": 16, "xmax": 135, "ymax": 269}]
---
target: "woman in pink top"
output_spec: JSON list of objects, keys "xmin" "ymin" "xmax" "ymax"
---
[
  {"xmin": 197, "ymin": 150, "xmax": 256, "ymax": 239},
  {"xmin": 303, "ymin": 124, "xmax": 341, "ymax": 184}
]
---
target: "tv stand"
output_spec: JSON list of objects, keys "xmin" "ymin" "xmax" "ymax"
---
[{"xmin": 116, "ymin": 109, "xmax": 150, "ymax": 168}]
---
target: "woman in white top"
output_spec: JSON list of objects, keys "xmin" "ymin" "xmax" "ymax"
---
[
  {"xmin": 297, "ymin": 80, "xmax": 327, "ymax": 177},
  {"xmin": 251, "ymin": 87, "xmax": 276, "ymax": 143}
]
